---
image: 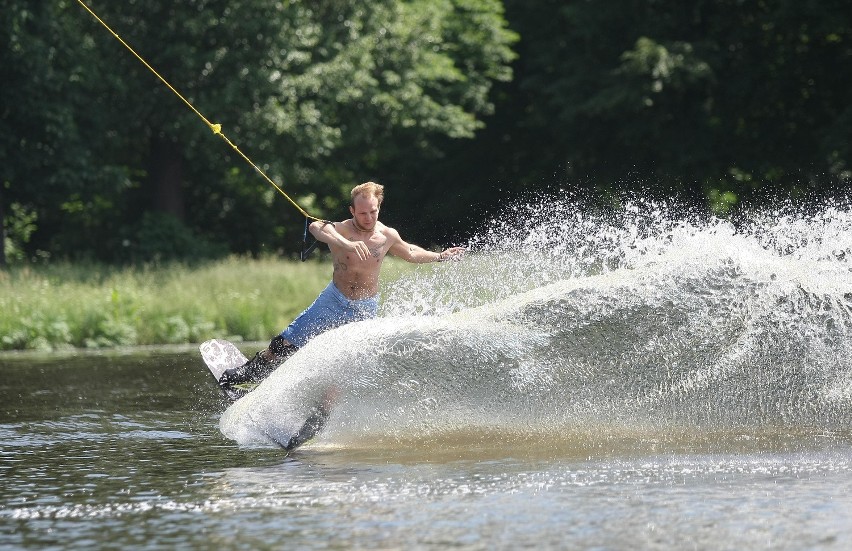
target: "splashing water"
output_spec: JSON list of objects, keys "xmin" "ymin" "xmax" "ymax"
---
[{"xmin": 220, "ymin": 198, "xmax": 852, "ymax": 451}]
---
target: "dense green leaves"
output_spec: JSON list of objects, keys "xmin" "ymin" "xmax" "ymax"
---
[
  {"xmin": 2, "ymin": 0, "xmax": 516, "ymax": 262},
  {"xmin": 470, "ymin": 0, "xmax": 852, "ymax": 208},
  {"xmin": 2, "ymin": 0, "xmax": 850, "ymax": 264}
]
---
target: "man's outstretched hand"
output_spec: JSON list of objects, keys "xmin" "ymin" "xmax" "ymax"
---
[{"xmin": 438, "ymin": 247, "xmax": 466, "ymax": 262}]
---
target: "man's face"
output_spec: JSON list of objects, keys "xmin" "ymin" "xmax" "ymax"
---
[{"xmin": 350, "ymin": 194, "xmax": 380, "ymax": 230}]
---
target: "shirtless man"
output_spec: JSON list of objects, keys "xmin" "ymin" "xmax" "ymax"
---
[{"xmin": 219, "ymin": 181, "xmax": 464, "ymax": 397}]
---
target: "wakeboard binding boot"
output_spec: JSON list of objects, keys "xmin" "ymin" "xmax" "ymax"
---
[{"xmin": 218, "ymin": 335, "xmax": 297, "ymax": 400}]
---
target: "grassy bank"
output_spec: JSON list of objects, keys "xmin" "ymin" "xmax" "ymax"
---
[{"xmin": 0, "ymin": 257, "xmax": 341, "ymax": 351}]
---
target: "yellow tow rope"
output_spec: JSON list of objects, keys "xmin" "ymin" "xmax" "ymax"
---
[{"xmin": 75, "ymin": 0, "xmax": 321, "ymax": 222}]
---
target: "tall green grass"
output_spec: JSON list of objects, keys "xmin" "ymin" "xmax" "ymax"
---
[{"xmin": 0, "ymin": 257, "xmax": 339, "ymax": 351}]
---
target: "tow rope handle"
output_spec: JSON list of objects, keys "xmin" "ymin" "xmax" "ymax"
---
[{"xmin": 300, "ymin": 217, "xmax": 326, "ymax": 261}]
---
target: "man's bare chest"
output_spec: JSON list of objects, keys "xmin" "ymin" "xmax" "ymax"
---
[
  {"xmin": 339, "ymin": 231, "xmax": 389, "ymax": 260},
  {"xmin": 361, "ymin": 233, "xmax": 389, "ymax": 259}
]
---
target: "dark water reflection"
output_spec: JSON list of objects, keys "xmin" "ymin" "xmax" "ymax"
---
[
  {"xmin": 2, "ymin": 350, "xmax": 283, "ymax": 548},
  {"xmin": 2, "ymin": 350, "xmax": 852, "ymax": 550}
]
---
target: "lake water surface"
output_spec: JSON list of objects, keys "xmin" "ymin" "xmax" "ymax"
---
[{"xmin": 2, "ymin": 348, "xmax": 851, "ymax": 550}]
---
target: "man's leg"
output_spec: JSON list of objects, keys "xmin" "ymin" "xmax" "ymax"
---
[{"xmin": 218, "ymin": 335, "xmax": 297, "ymax": 390}]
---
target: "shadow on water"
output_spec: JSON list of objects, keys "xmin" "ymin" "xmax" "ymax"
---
[{"xmin": 2, "ymin": 348, "xmax": 216, "ymax": 420}]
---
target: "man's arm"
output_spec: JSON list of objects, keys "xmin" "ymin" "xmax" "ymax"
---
[
  {"xmin": 309, "ymin": 220, "xmax": 370, "ymax": 260},
  {"xmin": 386, "ymin": 227, "xmax": 465, "ymax": 264}
]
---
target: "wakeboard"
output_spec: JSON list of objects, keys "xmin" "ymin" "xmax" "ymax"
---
[
  {"xmin": 199, "ymin": 338, "xmax": 255, "ymax": 401},
  {"xmin": 200, "ymin": 338, "xmax": 333, "ymax": 450}
]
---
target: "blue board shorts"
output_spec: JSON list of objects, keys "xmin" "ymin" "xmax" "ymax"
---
[{"xmin": 280, "ymin": 281, "xmax": 379, "ymax": 348}]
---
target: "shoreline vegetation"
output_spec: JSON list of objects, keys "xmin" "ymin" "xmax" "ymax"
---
[{"xmin": 0, "ymin": 256, "xmax": 417, "ymax": 353}]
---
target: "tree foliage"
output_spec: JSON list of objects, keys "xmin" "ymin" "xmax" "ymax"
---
[
  {"xmin": 441, "ymin": 0, "xmax": 851, "ymax": 214},
  {"xmin": 3, "ymin": 0, "xmax": 850, "ymax": 264},
  {"xmin": 1, "ymin": 0, "xmax": 516, "ymax": 262}
]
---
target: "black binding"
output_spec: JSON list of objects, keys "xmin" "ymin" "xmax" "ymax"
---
[{"xmin": 300, "ymin": 217, "xmax": 320, "ymax": 261}]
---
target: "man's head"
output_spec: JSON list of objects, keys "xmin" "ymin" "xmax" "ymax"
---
[
  {"xmin": 350, "ymin": 181, "xmax": 384, "ymax": 207},
  {"xmin": 349, "ymin": 181, "xmax": 384, "ymax": 231}
]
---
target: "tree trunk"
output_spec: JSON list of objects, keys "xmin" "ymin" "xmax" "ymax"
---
[
  {"xmin": 148, "ymin": 136, "xmax": 185, "ymax": 220},
  {"xmin": 0, "ymin": 190, "xmax": 6, "ymax": 268}
]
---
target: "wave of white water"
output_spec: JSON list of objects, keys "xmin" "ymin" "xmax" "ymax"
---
[{"xmin": 221, "ymin": 198, "xmax": 852, "ymax": 449}]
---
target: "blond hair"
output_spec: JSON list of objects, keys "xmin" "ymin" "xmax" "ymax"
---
[{"xmin": 351, "ymin": 181, "xmax": 384, "ymax": 206}]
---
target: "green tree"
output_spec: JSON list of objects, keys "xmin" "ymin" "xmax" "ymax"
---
[
  {"xmin": 1, "ymin": 0, "xmax": 516, "ymax": 263},
  {"xmin": 1, "ymin": 1, "xmax": 104, "ymax": 262},
  {"xmin": 422, "ymin": 0, "xmax": 851, "ymax": 224}
]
